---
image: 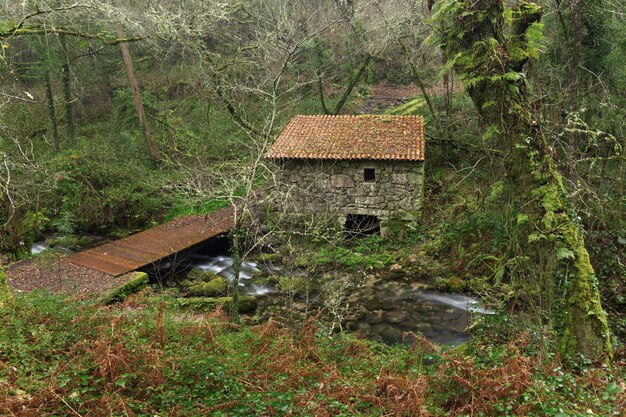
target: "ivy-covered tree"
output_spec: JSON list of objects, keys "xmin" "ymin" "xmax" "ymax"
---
[{"xmin": 434, "ymin": 0, "xmax": 613, "ymax": 364}]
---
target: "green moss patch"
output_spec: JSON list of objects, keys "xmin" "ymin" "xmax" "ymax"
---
[
  {"xmin": 187, "ymin": 277, "xmax": 229, "ymax": 297},
  {"xmin": 275, "ymin": 276, "xmax": 307, "ymax": 294},
  {"xmin": 256, "ymin": 253, "xmax": 281, "ymax": 263},
  {"xmin": 102, "ymin": 272, "xmax": 149, "ymax": 305}
]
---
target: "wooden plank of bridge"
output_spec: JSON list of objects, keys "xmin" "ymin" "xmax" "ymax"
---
[{"xmin": 66, "ymin": 206, "xmax": 235, "ymax": 276}]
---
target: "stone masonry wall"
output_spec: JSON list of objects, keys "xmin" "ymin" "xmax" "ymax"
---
[{"xmin": 273, "ymin": 159, "xmax": 424, "ymax": 224}]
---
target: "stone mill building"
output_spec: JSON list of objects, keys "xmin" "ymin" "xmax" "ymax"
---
[{"xmin": 265, "ymin": 115, "xmax": 425, "ymax": 234}]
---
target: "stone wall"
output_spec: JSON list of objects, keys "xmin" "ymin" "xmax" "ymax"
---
[{"xmin": 272, "ymin": 159, "xmax": 424, "ymax": 226}]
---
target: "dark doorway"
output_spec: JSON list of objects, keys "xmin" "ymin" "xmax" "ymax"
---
[{"xmin": 345, "ymin": 214, "xmax": 381, "ymax": 236}]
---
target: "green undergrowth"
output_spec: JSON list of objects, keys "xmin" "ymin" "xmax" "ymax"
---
[
  {"xmin": 163, "ymin": 198, "xmax": 231, "ymax": 221},
  {"xmin": 2, "ymin": 292, "xmax": 624, "ymax": 416},
  {"xmin": 313, "ymin": 236, "xmax": 400, "ymax": 270}
]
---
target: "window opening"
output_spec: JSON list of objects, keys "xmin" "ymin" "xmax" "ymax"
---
[
  {"xmin": 345, "ymin": 214, "xmax": 381, "ymax": 236},
  {"xmin": 364, "ymin": 168, "xmax": 375, "ymax": 182}
]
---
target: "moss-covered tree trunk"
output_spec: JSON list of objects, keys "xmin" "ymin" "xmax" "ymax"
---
[{"xmin": 434, "ymin": 0, "xmax": 612, "ymax": 364}]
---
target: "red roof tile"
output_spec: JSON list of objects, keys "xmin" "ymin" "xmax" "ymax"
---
[{"xmin": 265, "ymin": 115, "xmax": 425, "ymax": 161}]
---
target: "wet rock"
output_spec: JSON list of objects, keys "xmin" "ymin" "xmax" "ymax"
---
[
  {"xmin": 342, "ymin": 282, "xmax": 488, "ymax": 346},
  {"xmin": 383, "ymin": 310, "xmax": 407, "ymax": 324},
  {"xmin": 363, "ymin": 297, "xmax": 384, "ymax": 311},
  {"xmin": 357, "ymin": 321, "xmax": 371, "ymax": 333},
  {"xmin": 380, "ymin": 326, "xmax": 403, "ymax": 344},
  {"xmin": 412, "ymin": 323, "xmax": 432, "ymax": 333},
  {"xmin": 177, "ymin": 296, "xmax": 257, "ymax": 314},
  {"xmin": 365, "ymin": 310, "xmax": 384, "ymax": 324},
  {"xmin": 388, "ymin": 263, "xmax": 404, "ymax": 279},
  {"xmin": 380, "ymin": 298, "xmax": 399, "ymax": 311}
]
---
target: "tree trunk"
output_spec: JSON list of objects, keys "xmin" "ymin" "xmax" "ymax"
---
[
  {"xmin": 44, "ymin": 70, "xmax": 60, "ymax": 152},
  {"xmin": 318, "ymin": 54, "xmax": 371, "ymax": 115},
  {"xmin": 435, "ymin": 0, "xmax": 612, "ymax": 364},
  {"xmin": 331, "ymin": 54, "xmax": 371, "ymax": 115},
  {"xmin": 59, "ymin": 33, "xmax": 75, "ymax": 145},
  {"xmin": 119, "ymin": 41, "xmax": 159, "ymax": 162},
  {"xmin": 229, "ymin": 228, "xmax": 242, "ymax": 324},
  {"xmin": 568, "ymin": 0, "xmax": 582, "ymax": 108}
]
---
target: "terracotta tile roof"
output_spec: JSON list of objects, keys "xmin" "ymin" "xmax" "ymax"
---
[{"xmin": 265, "ymin": 115, "xmax": 425, "ymax": 161}]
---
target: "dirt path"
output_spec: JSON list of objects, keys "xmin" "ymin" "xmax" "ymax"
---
[{"xmin": 5, "ymin": 254, "xmax": 129, "ymax": 295}]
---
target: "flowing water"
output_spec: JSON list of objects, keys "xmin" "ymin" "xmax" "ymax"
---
[
  {"xmin": 30, "ymin": 234, "xmax": 105, "ymax": 255},
  {"xmin": 184, "ymin": 246, "xmax": 493, "ymax": 346},
  {"xmin": 35, "ymin": 233, "xmax": 492, "ymax": 346},
  {"xmin": 175, "ymin": 239, "xmax": 494, "ymax": 346},
  {"xmin": 346, "ymin": 281, "xmax": 493, "ymax": 346},
  {"xmin": 31, "ymin": 242, "xmax": 49, "ymax": 254},
  {"xmin": 187, "ymin": 253, "xmax": 277, "ymax": 296}
]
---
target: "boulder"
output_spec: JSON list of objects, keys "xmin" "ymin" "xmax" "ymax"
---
[{"xmin": 187, "ymin": 277, "xmax": 229, "ymax": 297}]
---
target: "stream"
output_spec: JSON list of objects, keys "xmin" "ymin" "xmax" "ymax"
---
[
  {"xmin": 345, "ymin": 280, "xmax": 493, "ymax": 346},
  {"xmin": 33, "ymin": 236, "xmax": 493, "ymax": 346},
  {"xmin": 31, "ymin": 242, "xmax": 49, "ymax": 254},
  {"xmin": 183, "ymin": 243, "xmax": 493, "ymax": 346},
  {"xmin": 30, "ymin": 234, "xmax": 106, "ymax": 255},
  {"xmin": 187, "ymin": 253, "xmax": 278, "ymax": 296}
]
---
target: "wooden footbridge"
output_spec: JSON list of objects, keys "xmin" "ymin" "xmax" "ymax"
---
[{"xmin": 66, "ymin": 206, "xmax": 235, "ymax": 276}]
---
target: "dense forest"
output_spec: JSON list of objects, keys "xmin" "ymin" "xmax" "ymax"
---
[{"xmin": 1, "ymin": 0, "xmax": 625, "ymax": 415}]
